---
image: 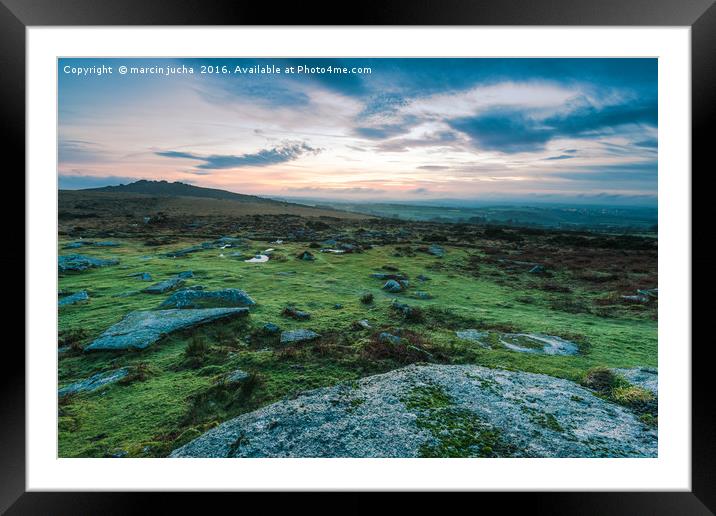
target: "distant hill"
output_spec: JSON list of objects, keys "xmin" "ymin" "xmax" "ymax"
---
[
  {"xmin": 59, "ymin": 180, "xmax": 371, "ymax": 226},
  {"xmin": 85, "ymin": 180, "xmax": 264, "ymax": 203}
]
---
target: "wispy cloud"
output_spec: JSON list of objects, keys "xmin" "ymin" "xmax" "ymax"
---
[{"xmin": 156, "ymin": 143, "xmax": 320, "ymax": 170}]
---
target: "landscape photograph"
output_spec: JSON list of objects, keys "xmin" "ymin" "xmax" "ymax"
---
[{"xmin": 57, "ymin": 58, "xmax": 658, "ymax": 458}]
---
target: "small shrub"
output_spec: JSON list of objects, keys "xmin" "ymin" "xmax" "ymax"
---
[
  {"xmin": 360, "ymin": 292, "xmax": 374, "ymax": 304},
  {"xmin": 183, "ymin": 336, "xmax": 210, "ymax": 368},
  {"xmin": 540, "ymin": 282, "xmax": 572, "ymax": 293},
  {"xmin": 581, "ymin": 367, "xmax": 623, "ymax": 393},
  {"xmin": 58, "ymin": 328, "xmax": 89, "ymax": 352},
  {"xmin": 119, "ymin": 362, "xmax": 160, "ymax": 385}
]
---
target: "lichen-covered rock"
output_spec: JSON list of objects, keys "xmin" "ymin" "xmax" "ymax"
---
[
  {"xmin": 171, "ymin": 364, "xmax": 656, "ymax": 458},
  {"xmin": 58, "ymin": 290, "xmax": 89, "ymax": 307},
  {"xmin": 58, "ymin": 254, "xmax": 119, "ymax": 273},
  {"xmin": 378, "ymin": 332, "xmax": 401, "ymax": 345},
  {"xmin": 280, "ymin": 329, "xmax": 320, "ymax": 345},
  {"xmin": 159, "ymin": 288, "xmax": 255, "ymax": 309},
  {"xmin": 613, "ymin": 367, "xmax": 658, "ymax": 396},
  {"xmin": 142, "ymin": 277, "xmax": 185, "ymax": 294},
  {"xmin": 58, "ymin": 368, "xmax": 129, "ymax": 397},
  {"xmin": 225, "ymin": 369, "xmax": 250, "ymax": 384},
  {"xmin": 84, "ymin": 308, "xmax": 249, "ymax": 351}
]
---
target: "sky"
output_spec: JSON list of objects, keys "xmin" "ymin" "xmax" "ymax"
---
[{"xmin": 58, "ymin": 58, "xmax": 657, "ymax": 205}]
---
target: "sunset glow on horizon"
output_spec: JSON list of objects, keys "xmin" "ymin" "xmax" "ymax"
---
[{"xmin": 58, "ymin": 58, "xmax": 657, "ymax": 205}]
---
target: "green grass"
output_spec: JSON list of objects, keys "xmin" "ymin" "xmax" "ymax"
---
[{"xmin": 58, "ymin": 237, "xmax": 657, "ymax": 457}]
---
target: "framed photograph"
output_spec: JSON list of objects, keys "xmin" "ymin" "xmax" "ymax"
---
[{"xmin": 8, "ymin": 0, "xmax": 713, "ymax": 511}]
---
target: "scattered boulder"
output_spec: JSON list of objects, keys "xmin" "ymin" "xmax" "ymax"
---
[
  {"xmin": 282, "ymin": 307, "xmax": 311, "ymax": 320},
  {"xmin": 382, "ymin": 279, "xmax": 403, "ymax": 293},
  {"xmin": 215, "ymin": 236, "xmax": 243, "ymax": 247},
  {"xmin": 621, "ymin": 294, "xmax": 649, "ymax": 303},
  {"xmin": 355, "ymin": 319, "xmax": 372, "ymax": 330},
  {"xmin": 296, "ymin": 251, "xmax": 315, "ymax": 261},
  {"xmin": 417, "ymin": 274, "xmax": 431, "ymax": 282},
  {"xmin": 63, "ymin": 241, "xmax": 92, "ymax": 249},
  {"xmin": 428, "ymin": 245, "xmax": 445, "ymax": 257},
  {"xmin": 371, "ymin": 273, "xmax": 408, "ymax": 281},
  {"xmin": 378, "ymin": 332, "xmax": 401, "ymax": 345},
  {"xmin": 171, "ymin": 364, "xmax": 656, "ymax": 458},
  {"xmin": 128, "ymin": 272, "xmax": 153, "ymax": 281},
  {"xmin": 58, "ymin": 367, "xmax": 129, "ymax": 397},
  {"xmin": 58, "ymin": 290, "xmax": 89, "ymax": 307},
  {"xmin": 414, "ymin": 291, "xmax": 433, "ymax": 300},
  {"xmin": 262, "ymin": 323, "xmax": 280, "ymax": 334},
  {"xmin": 83, "ymin": 308, "xmax": 249, "ymax": 351},
  {"xmin": 390, "ymin": 301, "xmax": 422, "ymax": 321},
  {"xmin": 177, "ymin": 271, "xmax": 194, "ymax": 279},
  {"xmin": 59, "ymin": 254, "xmax": 119, "ymax": 273},
  {"xmin": 142, "ymin": 277, "xmax": 185, "ymax": 294},
  {"xmin": 280, "ymin": 329, "xmax": 320, "ymax": 345},
  {"xmin": 225, "ymin": 369, "xmax": 250, "ymax": 384},
  {"xmin": 159, "ymin": 288, "xmax": 255, "ymax": 309},
  {"xmin": 164, "ymin": 245, "xmax": 206, "ymax": 258}
]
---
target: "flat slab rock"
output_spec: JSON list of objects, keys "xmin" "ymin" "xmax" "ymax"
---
[
  {"xmin": 58, "ymin": 254, "xmax": 119, "ymax": 273},
  {"xmin": 171, "ymin": 364, "xmax": 656, "ymax": 458},
  {"xmin": 280, "ymin": 329, "xmax": 320, "ymax": 345},
  {"xmin": 58, "ymin": 290, "xmax": 89, "ymax": 307},
  {"xmin": 159, "ymin": 288, "xmax": 255, "ymax": 309},
  {"xmin": 142, "ymin": 277, "xmax": 185, "ymax": 294},
  {"xmin": 58, "ymin": 367, "xmax": 128, "ymax": 397},
  {"xmin": 84, "ymin": 308, "xmax": 249, "ymax": 351}
]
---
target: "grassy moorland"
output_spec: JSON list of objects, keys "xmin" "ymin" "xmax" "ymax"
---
[{"xmin": 57, "ymin": 185, "xmax": 657, "ymax": 458}]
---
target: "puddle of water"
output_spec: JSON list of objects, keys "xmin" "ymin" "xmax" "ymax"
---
[
  {"xmin": 244, "ymin": 254, "xmax": 269, "ymax": 263},
  {"xmin": 500, "ymin": 333, "xmax": 578, "ymax": 356}
]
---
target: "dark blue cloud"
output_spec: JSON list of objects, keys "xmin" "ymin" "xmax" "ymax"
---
[
  {"xmin": 545, "ymin": 155, "xmax": 575, "ymax": 160},
  {"xmin": 448, "ymin": 98, "xmax": 657, "ymax": 153},
  {"xmin": 156, "ymin": 143, "xmax": 320, "ymax": 170}
]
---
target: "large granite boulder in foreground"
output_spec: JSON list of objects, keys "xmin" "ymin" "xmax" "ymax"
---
[
  {"xmin": 84, "ymin": 308, "xmax": 249, "ymax": 351},
  {"xmin": 159, "ymin": 288, "xmax": 255, "ymax": 309},
  {"xmin": 171, "ymin": 364, "xmax": 656, "ymax": 458}
]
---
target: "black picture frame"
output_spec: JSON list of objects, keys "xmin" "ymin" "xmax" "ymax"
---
[{"xmin": 5, "ymin": 0, "xmax": 713, "ymax": 512}]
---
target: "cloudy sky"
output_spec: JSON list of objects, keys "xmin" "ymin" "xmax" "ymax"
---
[{"xmin": 58, "ymin": 58, "xmax": 657, "ymax": 204}]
